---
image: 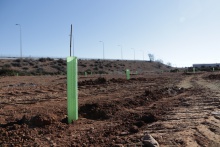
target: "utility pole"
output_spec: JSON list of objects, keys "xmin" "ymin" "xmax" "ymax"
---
[
  {"xmin": 99, "ymin": 41, "xmax": 105, "ymax": 59},
  {"xmin": 131, "ymin": 48, "xmax": 135, "ymax": 60},
  {"xmin": 70, "ymin": 24, "xmax": 72, "ymax": 56},
  {"xmin": 118, "ymin": 45, "xmax": 123, "ymax": 60},
  {"xmin": 16, "ymin": 24, "xmax": 22, "ymax": 60}
]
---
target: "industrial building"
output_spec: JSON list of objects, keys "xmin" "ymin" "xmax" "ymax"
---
[{"xmin": 193, "ymin": 63, "xmax": 220, "ymax": 68}]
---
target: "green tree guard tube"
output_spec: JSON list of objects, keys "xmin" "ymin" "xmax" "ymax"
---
[
  {"xmin": 67, "ymin": 57, "xmax": 78, "ymax": 123},
  {"xmin": 193, "ymin": 68, "xmax": 195, "ymax": 73},
  {"xmin": 85, "ymin": 72, "xmax": 87, "ymax": 77},
  {"xmin": 126, "ymin": 69, "xmax": 130, "ymax": 80}
]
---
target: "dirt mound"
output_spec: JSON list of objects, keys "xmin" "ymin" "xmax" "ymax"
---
[
  {"xmin": 155, "ymin": 86, "xmax": 185, "ymax": 96},
  {"xmin": 79, "ymin": 77, "xmax": 107, "ymax": 86},
  {"xmin": 144, "ymin": 86, "xmax": 184, "ymax": 99},
  {"xmin": 130, "ymin": 77, "xmax": 147, "ymax": 81},
  {"xmin": 140, "ymin": 113, "xmax": 157, "ymax": 123},
  {"xmin": 206, "ymin": 74, "xmax": 220, "ymax": 80},
  {"xmin": 131, "ymin": 86, "xmax": 185, "ymax": 105},
  {"xmin": 30, "ymin": 114, "xmax": 55, "ymax": 127},
  {"xmin": 78, "ymin": 86, "xmax": 183, "ymax": 124},
  {"xmin": 109, "ymin": 78, "xmax": 127, "ymax": 83},
  {"xmin": 0, "ymin": 114, "xmax": 57, "ymax": 129},
  {"xmin": 4, "ymin": 73, "xmax": 220, "ymax": 146},
  {"xmin": 79, "ymin": 103, "xmax": 118, "ymax": 120},
  {"xmin": 78, "ymin": 77, "xmax": 147, "ymax": 86}
]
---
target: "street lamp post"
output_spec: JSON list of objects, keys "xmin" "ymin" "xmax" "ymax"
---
[
  {"xmin": 16, "ymin": 24, "xmax": 22, "ymax": 59},
  {"xmin": 140, "ymin": 50, "xmax": 144, "ymax": 60},
  {"xmin": 118, "ymin": 45, "xmax": 123, "ymax": 60},
  {"xmin": 131, "ymin": 48, "xmax": 135, "ymax": 60},
  {"xmin": 99, "ymin": 41, "xmax": 104, "ymax": 59}
]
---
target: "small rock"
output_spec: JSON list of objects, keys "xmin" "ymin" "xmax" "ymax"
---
[
  {"xmin": 120, "ymin": 132, "xmax": 129, "ymax": 136},
  {"xmin": 45, "ymin": 137, "xmax": 51, "ymax": 141},
  {"xmin": 115, "ymin": 137, "xmax": 122, "ymax": 144},
  {"xmin": 52, "ymin": 143, "xmax": 57, "ymax": 146},
  {"xmin": 57, "ymin": 134, "xmax": 62, "ymax": 138},
  {"xmin": 129, "ymin": 125, "xmax": 139, "ymax": 133},
  {"xmin": 142, "ymin": 134, "xmax": 159, "ymax": 147},
  {"xmin": 30, "ymin": 114, "xmax": 54, "ymax": 127},
  {"xmin": 114, "ymin": 144, "xmax": 124, "ymax": 147}
]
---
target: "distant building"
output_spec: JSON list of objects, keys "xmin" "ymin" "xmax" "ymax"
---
[{"xmin": 193, "ymin": 63, "xmax": 220, "ymax": 68}]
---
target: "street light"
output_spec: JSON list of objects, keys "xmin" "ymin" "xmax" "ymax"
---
[
  {"xmin": 99, "ymin": 41, "xmax": 104, "ymax": 59},
  {"xmin": 15, "ymin": 24, "xmax": 22, "ymax": 59},
  {"xmin": 118, "ymin": 45, "xmax": 123, "ymax": 60},
  {"xmin": 139, "ymin": 50, "xmax": 144, "ymax": 60},
  {"xmin": 131, "ymin": 48, "xmax": 135, "ymax": 60}
]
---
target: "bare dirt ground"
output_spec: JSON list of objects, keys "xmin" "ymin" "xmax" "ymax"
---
[{"xmin": 0, "ymin": 72, "xmax": 220, "ymax": 146}]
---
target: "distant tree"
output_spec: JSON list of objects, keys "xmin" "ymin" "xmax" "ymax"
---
[
  {"xmin": 167, "ymin": 62, "xmax": 172, "ymax": 67},
  {"xmin": 155, "ymin": 59, "xmax": 163, "ymax": 64},
  {"xmin": 148, "ymin": 54, "xmax": 154, "ymax": 62}
]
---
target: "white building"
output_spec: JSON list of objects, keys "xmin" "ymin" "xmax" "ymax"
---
[{"xmin": 193, "ymin": 63, "xmax": 220, "ymax": 68}]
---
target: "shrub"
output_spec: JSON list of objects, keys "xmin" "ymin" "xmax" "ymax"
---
[
  {"xmin": 0, "ymin": 69, "xmax": 17, "ymax": 76},
  {"xmin": 85, "ymin": 69, "xmax": 92, "ymax": 74},
  {"xmin": 22, "ymin": 62, "xmax": 29, "ymax": 66},
  {"xmin": 46, "ymin": 57, "xmax": 54, "ymax": 61},
  {"xmin": 33, "ymin": 65, "xmax": 40, "ymax": 68},
  {"xmin": 39, "ymin": 58, "xmax": 47, "ymax": 62},
  {"xmin": 11, "ymin": 62, "xmax": 21, "ymax": 67},
  {"xmin": 3, "ymin": 64, "xmax": 11, "ymax": 69},
  {"xmin": 78, "ymin": 72, "xmax": 84, "ymax": 75},
  {"xmin": 14, "ymin": 59, "xmax": 21, "ymax": 62},
  {"xmin": 98, "ymin": 70, "xmax": 107, "ymax": 74},
  {"xmin": 57, "ymin": 59, "xmax": 65, "ymax": 65},
  {"xmin": 36, "ymin": 68, "xmax": 44, "ymax": 72},
  {"xmin": 170, "ymin": 69, "xmax": 179, "ymax": 72},
  {"xmin": 29, "ymin": 62, "xmax": 35, "ymax": 66},
  {"xmin": 93, "ymin": 67, "xmax": 98, "ymax": 71},
  {"xmin": 80, "ymin": 64, "xmax": 87, "ymax": 67},
  {"xmin": 22, "ymin": 67, "xmax": 29, "ymax": 70},
  {"xmin": 52, "ymin": 64, "xmax": 65, "ymax": 71},
  {"xmin": 22, "ymin": 59, "xmax": 29, "ymax": 62}
]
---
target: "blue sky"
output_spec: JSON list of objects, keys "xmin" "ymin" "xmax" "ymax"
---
[{"xmin": 0, "ymin": 0, "xmax": 220, "ymax": 67}]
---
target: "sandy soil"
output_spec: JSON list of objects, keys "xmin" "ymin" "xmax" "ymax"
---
[{"xmin": 0, "ymin": 72, "xmax": 220, "ymax": 146}]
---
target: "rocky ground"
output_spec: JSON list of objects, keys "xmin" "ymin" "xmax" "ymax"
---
[{"xmin": 0, "ymin": 71, "xmax": 220, "ymax": 146}]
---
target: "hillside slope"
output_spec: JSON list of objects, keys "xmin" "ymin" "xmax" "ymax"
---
[{"xmin": 0, "ymin": 58, "xmax": 172, "ymax": 76}]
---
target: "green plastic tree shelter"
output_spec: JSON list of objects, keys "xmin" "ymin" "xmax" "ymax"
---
[
  {"xmin": 67, "ymin": 56, "xmax": 78, "ymax": 123},
  {"xmin": 126, "ymin": 69, "xmax": 130, "ymax": 80}
]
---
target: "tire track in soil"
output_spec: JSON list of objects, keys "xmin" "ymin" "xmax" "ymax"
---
[
  {"xmin": 149, "ymin": 74, "xmax": 220, "ymax": 146},
  {"xmin": 0, "ymin": 75, "xmax": 176, "ymax": 146},
  {"xmin": 1, "ymin": 74, "xmax": 220, "ymax": 146}
]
